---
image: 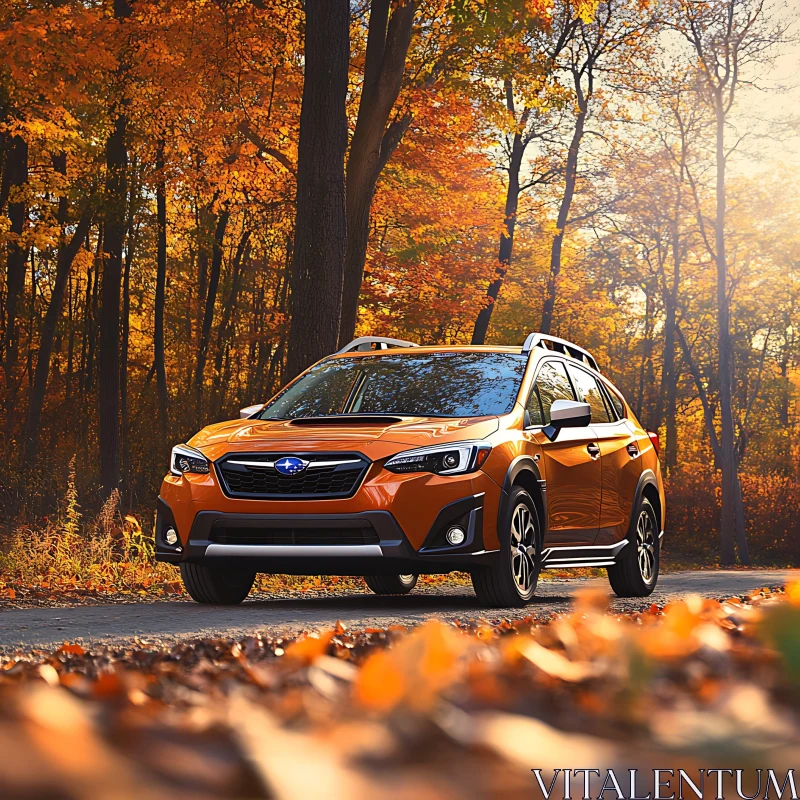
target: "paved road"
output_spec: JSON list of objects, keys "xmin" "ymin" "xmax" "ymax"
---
[{"xmin": 0, "ymin": 570, "xmax": 793, "ymax": 651}]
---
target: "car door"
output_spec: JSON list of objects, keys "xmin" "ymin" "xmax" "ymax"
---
[
  {"xmin": 566, "ymin": 365, "xmax": 642, "ymax": 544},
  {"xmin": 524, "ymin": 359, "xmax": 602, "ymax": 545}
]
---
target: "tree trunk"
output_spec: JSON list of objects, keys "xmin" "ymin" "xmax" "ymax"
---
[
  {"xmin": 213, "ymin": 230, "xmax": 251, "ymax": 415},
  {"xmin": 539, "ymin": 99, "xmax": 587, "ymax": 335},
  {"xmin": 98, "ymin": 0, "xmax": 132, "ymax": 498},
  {"xmin": 99, "ymin": 111, "xmax": 127, "ymax": 498},
  {"xmin": 193, "ymin": 209, "xmax": 230, "ymax": 415},
  {"xmin": 154, "ymin": 139, "xmax": 169, "ymax": 435},
  {"xmin": 22, "ymin": 204, "xmax": 93, "ymax": 468},
  {"xmin": 338, "ymin": 0, "xmax": 416, "ymax": 345},
  {"xmin": 66, "ymin": 273, "xmax": 75, "ymax": 405},
  {"xmin": 3, "ymin": 134, "xmax": 29, "ymax": 441},
  {"xmin": 472, "ymin": 144, "xmax": 527, "ymax": 343},
  {"xmin": 655, "ymin": 203, "xmax": 682, "ymax": 474},
  {"xmin": 661, "ymin": 298, "xmax": 679, "ymax": 473},
  {"xmin": 83, "ymin": 227, "xmax": 102, "ymax": 396},
  {"xmin": 120, "ymin": 158, "xmax": 138, "ymax": 495},
  {"xmin": 285, "ymin": 0, "xmax": 350, "ymax": 379},
  {"xmin": 472, "ymin": 80, "xmax": 529, "ymax": 346},
  {"xmin": 635, "ymin": 288, "xmax": 654, "ymax": 420},
  {"xmin": 713, "ymin": 96, "xmax": 748, "ymax": 566}
]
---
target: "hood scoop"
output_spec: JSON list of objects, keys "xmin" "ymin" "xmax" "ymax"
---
[{"xmin": 287, "ymin": 415, "xmax": 406, "ymax": 426}]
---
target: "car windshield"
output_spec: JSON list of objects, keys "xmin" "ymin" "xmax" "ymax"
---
[{"xmin": 257, "ymin": 352, "xmax": 528, "ymax": 419}]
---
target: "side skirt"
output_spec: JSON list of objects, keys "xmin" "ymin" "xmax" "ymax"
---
[{"xmin": 541, "ymin": 540, "xmax": 629, "ymax": 569}]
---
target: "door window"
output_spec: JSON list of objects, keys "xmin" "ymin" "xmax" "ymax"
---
[
  {"xmin": 567, "ymin": 365, "xmax": 611, "ymax": 423},
  {"xmin": 525, "ymin": 386, "xmax": 544, "ymax": 426},
  {"xmin": 535, "ymin": 360, "xmax": 576, "ymax": 424}
]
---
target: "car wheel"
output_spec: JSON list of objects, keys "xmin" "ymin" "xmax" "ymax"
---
[
  {"xmin": 364, "ymin": 574, "xmax": 418, "ymax": 595},
  {"xmin": 607, "ymin": 496, "xmax": 660, "ymax": 597},
  {"xmin": 180, "ymin": 562, "xmax": 256, "ymax": 605},
  {"xmin": 471, "ymin": 486, "xmax": 541, "ymax": 608}
]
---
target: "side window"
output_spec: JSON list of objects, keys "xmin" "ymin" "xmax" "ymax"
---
[
  {"xmin": 525, "ymin": 386, "xmax": 544, "ymax": 426},
  {"xmin": 568, "ymin": 365, "xmax": 611, "ymax": 424},
  {"xmin": 606, "ymin": 385, "xmax": 626, "ymax": 420},
  {"xmin": 535, "ymin": 361, "xmax": 576, "ymax": 424}
]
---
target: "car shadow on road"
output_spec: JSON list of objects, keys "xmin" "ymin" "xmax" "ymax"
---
[{"xmin": 219, "ymin": 590, "xmax": 576, "ymax": 614}]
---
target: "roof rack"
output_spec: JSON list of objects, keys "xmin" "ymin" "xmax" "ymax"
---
[
  {"xmin": 336, "ymin": 336, "xmax": 419, "ymax": 355},
  {"xmin": 521, "ymin": 332, "xmax": 600, "ymax": 373}
]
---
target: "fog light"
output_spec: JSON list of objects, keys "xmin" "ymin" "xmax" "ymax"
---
[
  {"xmin": 165, "ymin": 527, "xmax": 179, "ymax": 546},
  {"xmin": 446, "ymin": 526, "xmax": 466, "ymax": 546}
]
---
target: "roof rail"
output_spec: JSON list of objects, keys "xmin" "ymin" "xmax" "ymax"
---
[
  {"xmin": 521, "ymin": 332, "xmax": 600, "ymax": 373},
  {"xmin": 336, "ymin": 336, "xmax": 419, "ymax": 355}
]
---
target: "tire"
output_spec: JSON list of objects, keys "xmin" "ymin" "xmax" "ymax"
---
[
  {"xmin": 471, "ymin": 486, "xmax": 541, "ymax": 608},
  {"xmin": 607, "ymin": 496, "xmax": 660, "ymax": 597},
  {"xmin": 180, "ymin": 562, "xmax": 256, "ymax": 605},
  {"xmin": 364, "ymin": 574, "xmax": 418, "ymax": 595}
]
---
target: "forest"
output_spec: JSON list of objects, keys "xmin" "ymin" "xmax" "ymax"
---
[{"xmin": 0, "ymin": 0, "xmax": 797, "ymax": 567}]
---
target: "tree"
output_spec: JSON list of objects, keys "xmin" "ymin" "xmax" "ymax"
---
[
  {"xmin": 98, "ymin": 0, "xmax": 133, "ymax": 498},
  {"xmin": 669, "ymin": 0, "xmax": 790, "ymax": 565},
  {"xmin": 471, "ymin": 2, "xmax": 581, "ymax": 344},
  {"xmin": 338, "ymin": 0, "xmax": 417, "ymax": 347},
  {"xmin": 154, "ymin": 138, "xmax": 168, "ymax": 436},
  {"xmin": 21, "ymin": 153, "xmax": 95, "ymax": 469},
  {"xmin": 2, "ymin": 132, "xmax": 29, "ymax": 440},
  {"xmin": 539, "ymin": 0, "xmax": 654, "ymax": 335},
  {"xmin": 285, "ymin": 0, "xmax": 350, "ymax": 378}
]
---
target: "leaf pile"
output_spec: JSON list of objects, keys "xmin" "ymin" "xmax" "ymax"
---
[{"xmin": 2, "ymin": 586, "xmax": 800, "ymax": 798}]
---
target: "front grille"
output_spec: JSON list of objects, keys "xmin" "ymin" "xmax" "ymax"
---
[
  {"xmin": 210, "ymin": 526, "xmax": 379, "ymax": 546},
  {"xmin": 215, "ymin": 453, "xmax": 370, "ymax": 499}
]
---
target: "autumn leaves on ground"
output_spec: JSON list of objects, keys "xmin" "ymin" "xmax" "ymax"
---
[{"xmin": 2, "ymin": 586, "xmax": 800, "ymax": 798}]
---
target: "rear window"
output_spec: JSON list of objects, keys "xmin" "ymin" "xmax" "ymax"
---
[
  {"xmin": 258, "ymin": 352, "xmax": 528, "ymax": 419},
  {"xmin": 605, "ymin": 384, "xmax": 626, "ymax": 419}
]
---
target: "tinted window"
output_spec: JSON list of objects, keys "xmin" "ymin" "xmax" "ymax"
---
[
  {"xmin": 526, "ymin": 386, "xmax": 544, "ymax": 426},
  {"xmin": 535, "ymin": 361, "xmax": 575, "ymax": 424},
  {"xmin": 259, "ymin": 352, "xmax": 528, "ymax": 419},
  {"xmin": 606, "ymin": 385, "xmax": 625, "ymax": 419},
  {"xmin": 568, "ymin": 365, "xmax": 611, "ymax": 423}
]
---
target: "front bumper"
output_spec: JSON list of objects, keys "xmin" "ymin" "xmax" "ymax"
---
[{"xmin": 155, "ymin": 494, "xmax": 499, "ymax": 575}]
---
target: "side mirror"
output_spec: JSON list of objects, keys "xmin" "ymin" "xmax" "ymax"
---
[
  {"xmin": 239, "ymin": 403, "xmax": 265, "ymax": 419},
  {"xmin": 543, "ymin": 399, "xmax": 591, "ymax": 441}
]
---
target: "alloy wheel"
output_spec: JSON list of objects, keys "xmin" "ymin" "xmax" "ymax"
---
[
  {"xmin": 636, "ymin": 510, "xmax": 656, "ymax": 583},
  {"xmin": 510, "ymin": 502, "xmax": 537, "ymax": 596}
]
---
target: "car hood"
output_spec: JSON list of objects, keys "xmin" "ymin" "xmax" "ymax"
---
[{"xmin": 188, "ymin": 415, "xmax": 500, "ymax": 461}]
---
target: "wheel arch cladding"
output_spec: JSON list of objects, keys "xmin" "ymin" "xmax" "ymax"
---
[
  {"xmin": 636, "ymin": 469, "xmax": 662, "ymax": 533},
  {"xmin": 500, "ymin": 456, "xmax": 547, "ymax": 546}
]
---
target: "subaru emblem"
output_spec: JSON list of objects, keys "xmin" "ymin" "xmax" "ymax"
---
[{"xmin": 274, "ymin": 456, "xmax": 309, "ymax": 476}]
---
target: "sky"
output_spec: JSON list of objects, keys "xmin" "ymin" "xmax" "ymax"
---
[{"xmin": 731, "ymin": 31, "xmax": 800, "ymax": 178}]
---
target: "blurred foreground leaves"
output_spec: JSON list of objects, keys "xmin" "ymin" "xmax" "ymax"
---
[{"xmin": 2, "ymin": 586, "xmax": 800, "ymax": 798}]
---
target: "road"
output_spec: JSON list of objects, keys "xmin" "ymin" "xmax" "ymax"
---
[{"xmin": 0, "ymin": 570, "xmax": 792, "ymax": 651}]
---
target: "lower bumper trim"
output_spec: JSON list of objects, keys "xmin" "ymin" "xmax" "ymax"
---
[{"xmin": 204, "ymin": 543, "xmax": 383, "ymax": 559}]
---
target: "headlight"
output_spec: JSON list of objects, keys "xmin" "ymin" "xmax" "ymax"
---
[
  {"xmin": 170, "ymin": 444, "xmax": 210, "ymax": 476},
  {"xmin": 384, "ymin": 441, "xmax": 491, "ymax": 476}
]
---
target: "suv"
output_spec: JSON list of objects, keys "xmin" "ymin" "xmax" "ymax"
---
[{"xmin": 156, "ymin": 333, "xmax": 664, "ymax": 607}]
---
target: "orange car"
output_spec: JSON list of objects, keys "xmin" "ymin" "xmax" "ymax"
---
[{"xmin": 156, "ymin": 333, "xmax": 665, "ymax": 607}]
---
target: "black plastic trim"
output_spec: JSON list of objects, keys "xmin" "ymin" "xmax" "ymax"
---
[
  {"xmin": 214, "ymin": 451, "xmax": 371, "ymax": 501},
  {"xmin": 419, "ymin": 493, "xmax": 485, "ymax": 554},
  {"xmin": 498, "ymin": 456, "xmax": 548, "ymax": 543},
  {"xmin": 632, "ymin": 468, "xmax": 661, "ymax": 531},
  {"xmin": 155, "ymin": 497, "xmax": 183, "ymax": 563},
  {"xmin": 155, "ymin": 507, "xmax": 501, "ymax": 574}
]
